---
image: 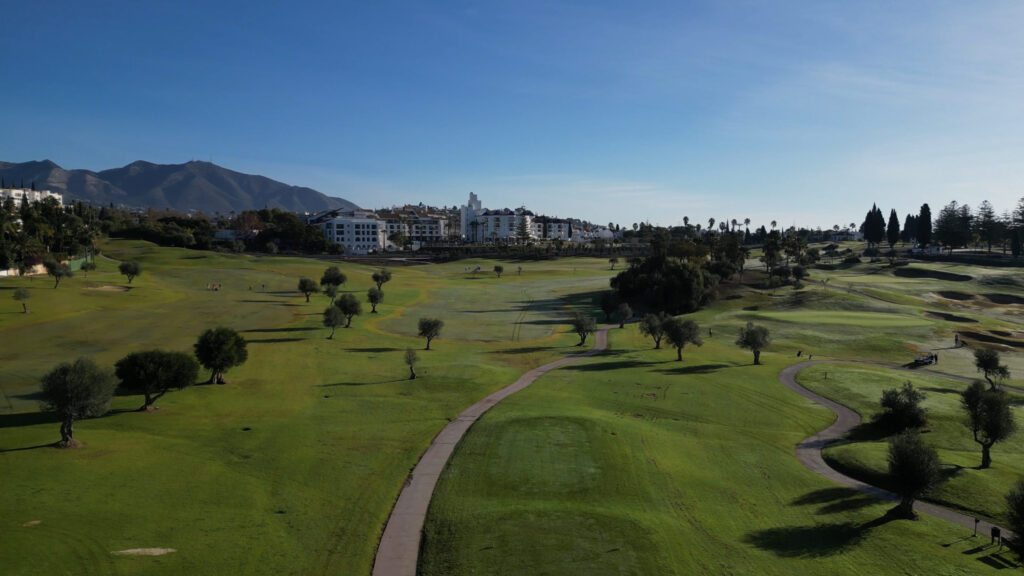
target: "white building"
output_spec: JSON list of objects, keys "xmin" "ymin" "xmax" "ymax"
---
[
  {"xmin": 377, "ymin": 206, "xmax": 451, "ymax": 247},
  {"xmin": 308, "ymin": 209, "xmax": 386, "ymax": 254},
  {"xmin": 459, "ymin": 193, "xmax": 535, "ymax": 243},
  {"xmin": 531, "ymin": 217, "xmax": 573, "ymax": 241},
  {"xmin": 0, "ymin": 188, "xmax": 63, "ymax": 206}
]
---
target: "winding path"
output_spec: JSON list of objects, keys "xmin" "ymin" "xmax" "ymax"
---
[
  {"xmin": 779, "ymin": 360, "xmax": 1013, "ymax": 538},
  {"xmin": 372, "ymin": 327, "xmax": 611, "ymax": 576}
]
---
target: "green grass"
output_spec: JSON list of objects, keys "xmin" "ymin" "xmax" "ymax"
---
[
  {"xmin": 799, "ymin": 364, "xmax": 1024, "ymax": 524},
  {"xmin": 4, "ymin": 244, "xmax": 1024, "ymax": 574},
  {"xmin": 421, "ymin": 327, "xmax": 1012, "ymax": 574}
]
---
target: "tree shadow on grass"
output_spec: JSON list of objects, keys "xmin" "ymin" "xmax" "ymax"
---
[
  {"xmin": 318, "ymin": 379, "xmax": 407, "ymax": 387},
  {"xmin": 491, "ymin": 346, "xmax": 553, "ymax": 355},
  {"xmin": 744, "ymin": 516, "xmax": 893, "ymax": 558},
  {"xmin": 242, "ymin": 327, "xmax": 318, "ymax": 333},
  {"xmin": 345, "ymin": 347, "xmax": 401, "ymax": 353},
  {"xmin": 236, "ymin": 299, "xmax": 285, "ymax": 304},
  {"xmin": 247, "ymin": 337, "xmax": 305, "ymax": 344},
  {"xmin": 0, "ymin": 411, "xmax": 58, "ymax": 429},
  {"xmin": 791, "ymin": 487, "xmax": 879, "ymax": 515},
  {"xmin": 562, "ymin": 360, "xmax": 661, "ymax": 372},
  {"xmin": 658, "ymin": 363, "xmax": 732, "ymax": 375},
  {"xmin": 0, "ymin": 442, "xmax": 57, "ymax": 453},
  {"xmin": 921, "ymin": 386, "xmax": 965, "ymax": 395}
]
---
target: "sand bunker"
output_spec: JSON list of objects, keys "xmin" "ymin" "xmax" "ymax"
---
[
  {"xmin": 960, "ymin": 331, "xmax": 1024, "ymax": 349},
  {"xmin": 87, "ymin": 285, "xmax": 130, "ymax": 292},
  {"xmin": 925, "ymin": 311, "xmax": 978, "ymax": 323},
  {"xmin": 983, "ymin": 293, "xmax": 1024, "ymax": 305},
  {"xmin": 894, "ymin": 268, "xmax": 972, "ymax": 282},
  {"xmin": 112, "ymin": 548, "xmax": 176, "ymax": 556}
]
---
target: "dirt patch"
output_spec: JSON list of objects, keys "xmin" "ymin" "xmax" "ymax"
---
[
  {"xmin": 925, "ymin": 311, "xmax": 978, "ymax": 323},
  {"xmin": 983, "ymin": 293, "xmax": 1024, "ymax": 305},
  {"xmin": 112, "ymin": 548, "xmax": 176, "ymax": 556},
  {"xmin": 87, "ymin": 285, "xmax": 130, "ymax": 292},
  {"xmin": 894, "ymin": 267, "xmax": 972, "ymax": 282},
  {"xmin": 22, "ymin": 520, "xmax": 40, "ymax": 527},
  {"xmin": 936, "ymin": 291, "xmax": 974, "ymax": 301},
  {"xmin": 960, "ymin": 331, "xmax": 1024, "ymax": 349}
]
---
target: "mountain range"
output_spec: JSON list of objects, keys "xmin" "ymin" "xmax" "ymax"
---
[{"xmin": 0, "ymin": 159, "xmax": 358, "ymax": 214}]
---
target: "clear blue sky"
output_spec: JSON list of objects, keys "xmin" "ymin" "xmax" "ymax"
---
[{"xmin": 3, "ymin": 1, "xmax": 1022, "ymax": 230}]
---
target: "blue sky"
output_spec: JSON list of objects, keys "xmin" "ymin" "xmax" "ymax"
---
[{"xmin": 3, "ymin": 1, "xmax": 1023, "ymax": 230}]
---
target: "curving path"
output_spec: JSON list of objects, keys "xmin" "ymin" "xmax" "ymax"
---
[
  {"xmin": 372, "ymin": 327, "xmax": 611, "ymax": 576},
  {"xmin": 780, "ymin": 360, "xmax": 1013, "ymax": 538}
]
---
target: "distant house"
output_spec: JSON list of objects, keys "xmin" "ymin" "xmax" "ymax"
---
[
  {"xmin": 0, "ymin": 187, "xmax": 63, "ymax": 206},
  {"xmin": 458, "ymin": 193, "xmax": 535, "ymax": 243}
]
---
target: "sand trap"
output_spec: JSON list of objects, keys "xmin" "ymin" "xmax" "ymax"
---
[
  {"xmin": 894, "ymin": 267, "xmax": 972, "ymax": 282},
  {"xmin": 87, "ymin": 285, "xmax": 130, "ymax": 292},
  {"xmin": 112, "ymin": 548, "xmax": 176, "ymax": 556},
  {"xmin": 983, "ymin": 293, "xmax": 1024, "ymax": 305},
  {"xmin": 22, "ymin": 520, "xmax": 40, "ymax": 526},
  {"xmin": 925, "ymin": 311, "xmax": 978, "ymax": 323},
  {"xmin": 936, "ymin": 291, "xmax": 974, "ymax": 301}
]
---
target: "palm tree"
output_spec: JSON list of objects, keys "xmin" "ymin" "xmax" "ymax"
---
[
  {"xmin": 770, "ymin": 220, "xmax": 777, "ymax": 231},
  {"xmin": 731, "ymin": 218, "xmax": 738, "ymax": 232}
]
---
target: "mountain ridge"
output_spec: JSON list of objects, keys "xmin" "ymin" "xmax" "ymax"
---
[{"xmin": 0, "ymin": 159, "xmax": 358, "ymax": 214}]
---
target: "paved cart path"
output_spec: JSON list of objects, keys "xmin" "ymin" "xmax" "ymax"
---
[
  {"xmin": 372, "ymin": 327, "xmax": 611, "ymax": 576},
  {"xmin": 779, "ymin": 360, "xmax": 1014, "ymax": 539}
]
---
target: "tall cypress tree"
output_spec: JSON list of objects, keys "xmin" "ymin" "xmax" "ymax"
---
[
  {"xmin": 918, "ymin": 204, "xmax": 933, "ymax": 247},
  {"xmin": 887, "ymin": 209, "xmax": 900, "ymax": 250}
]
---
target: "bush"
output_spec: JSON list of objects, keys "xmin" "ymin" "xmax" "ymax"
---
[
  {"xmin": 842, "ymin": 256, "xmax": 862, "ymax": 264},
  {"xmin": 874, "ymin": 381, "xmax": 927, "ymax": 432}
]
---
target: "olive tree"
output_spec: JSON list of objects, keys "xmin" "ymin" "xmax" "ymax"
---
[
  {"xmin": 493, "ymin": 265, "xmax": 504, "ymax": 278},
  {"xmin": 974, "ymin": 348, "xmax": 1010, "ymax": 389},
  {"xmin": 323, "ymin": 306, "xmax": 344, "ymax": 339},
  {"xmin": 614, "ymin": 302, "xmax": 633, "ymax": 328},
  {"xmin": 638, "ymin": 312, "xmax": 669, "ymax": 349},
  {"xmin": 663, "ymin": 317, "xmax": 702, "ymax": 361},
  {"xmin": 298, "ymin": 277, "xmax": 319, "ymax": 303},
  {"xmin": 334, "ymin": 293, "xmax": 361, "ymax": 327},
  {"xmin": 367, "ymin": 287, "xmax": 383, "ymax": 313},
  {"xmin": 118, "ymin": 261, "xmax": 141, "ymax": 283},
  {"xmin": 874, "ymin": 381, "xmax": 927, "ymax": 432},
  {"xmin": 44, "ymin": 259, "xmax": 73, "ymax": 288},
  {"xmin": 736, "ymin": 321, "xmax": 771, "ymax": 365},
  {"xmin": 961, "ymin": 381, "xmax": 1016, "ymax": 468},
  {"xmin": 418, "ymin": 317, "xmax": 444, "ymax": 350},
  {"xmin": 323, "ymin": 283, "xmax": 339, "ymax": 304},
  {"xmin": 320, "ymin": 266, "xmax": 347, "ymax": 288},
  {"xmin": 372, "ymin": 268, "xmax": 392, "ymax": 292},
  {"xmin": 13, "ymin": 287, "xmax": 30, "ymax": 313},
  {"xmin": 193, "ymin": 327, "xmax": 248, "ymax": 384},
  {"xmin": 39, "ymin": 357, "xmax": 116, "ymax": 447},
  {"xmin": 887, "ymin": 430, "xmax": 940, "ymax": 518},
  {"xmin": 569, "ymin": 310, "xmax": 596, "ymax": 346},
  {"xmin": 115, "ymin": 350, "xmax": 199, "ymax": 411},
  {"xmin": 404, "ymin": 349, "xmax": 418, "ymax": 380}
]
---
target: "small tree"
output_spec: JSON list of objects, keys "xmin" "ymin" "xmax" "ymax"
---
[
  {"xmin": 115, "ymin": 350, "xmax": 199, "ymax": 411},
  {"xmin": 569, "ymin": 310, "xmax": 596, "ymax": 346},
  {"xmin": 44, "ymin": 259, "xmax": 73, "ymax": 288},
  {"xmin": 13, "ymin": 287, "xmax": 30, "ymax": 313},
  {"xmin": 961, "ymin": 381, "xmax": 1016, "ymax": 468},
  {"xmin": 80, "ymin": 261, "xmax": 97, "ymax": 277},
  {"xmin": 791, "ymin": 265, "xmax": 807, "ymax": 288},
  {"xmin": 193, "ymin": 327, "xmax": 248, "ymax": 384},
  {"xmin": 298, "ymin": 277, "xmax": 319, "ymax": 303},
  {"xmin": 372, "ymin": 268, "xmax": 392, "ymax": 292},
  {"xmin": 493, "ymin": 265, "xmax": 504, "ymax": 278},
  {"xmin": 39, "ymin": 357, "xmax": 116, "ymax": 447},
  {"xmin": 418, "ymin": 317, "xmax": 444, "ymax": 350},
  {"xmin": 336, "ymin": 293, "xmax": 362, "ymax": 327},
  {"xmin": 887, "ymin": 430, "xmax": 940, "ymax": 518},
  {"xmin": 404, "ymin": 349, "xmax": 418, "ymax": 380},
  {"xmin": 974, "ymin": 348, "xmax": 1010, "ymax": 389},
  {"xmin": 736, "ymin": 321, "xmax": 771, "ymax": 365},
  {"xmin": 599, "ymin": 291, "xmax": 618, "ymax": 322},
  {"xmin": 609, "ymin": 257, "xmax": 619, "ymax": 270},
  {"xmin": 638, "ymin": 312, "xmax": 668, "ymax": 349},
  {"xmin": 118, "ymin": 261, "xmax": 141, "ymax": 283},
  {"xmin": 323, "ymin": 283, "xmax": 339, "ymax": 304},
  {"xmin": 323, "ymin": 306, "xmax": 344, "ymax": 339},
  {"xmin": 320, "ymin": 266, "xmax": 347, "ymax": 288},
  {"xmin": 874, "ymin": 381, "xmax": 927, "ymax": 431},
  {"xmin": 663, "ymin": 317, "xmax": 703, "ymax": 361},
  {"xmin": 1006, "ymin": 481, "xmax": 1024, "ymax": 558},
  {"xmin": 614, "ymin": 302, "xmax": 633, "ymax": 328},
  {"xmin": 367, "ymin": 287, "xmax": 383, "ymax": 313}
]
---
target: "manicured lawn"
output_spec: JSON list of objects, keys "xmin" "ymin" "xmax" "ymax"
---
[
  {"xmin": 0, "ymin": 241, "xmax": 604, "ymax": 575},
  {"xmin": 421, "ymin": 326, "xmax": 1013, "ymax": 574},
  {"xmin": 799, "ymin": 363, "xmax": 1024, "ymax": 524}
]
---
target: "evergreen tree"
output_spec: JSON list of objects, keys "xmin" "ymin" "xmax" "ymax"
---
[
  {"xmin": 918, "ymin": 204, "xmax": 933, "ymax": 246},
  {"xmin": 975, "ymin": 200, "xmax": 1000, "ymax": 252},
  {"xmin": 886, "ymin": 209, "xmax": 900, "ymax": 251}
]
